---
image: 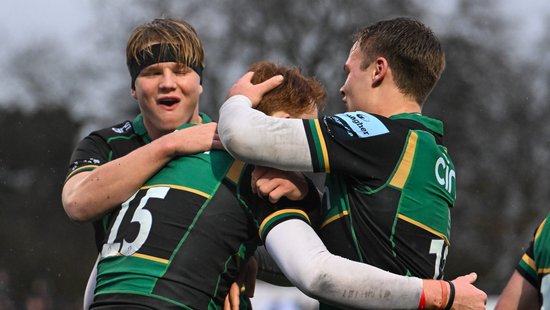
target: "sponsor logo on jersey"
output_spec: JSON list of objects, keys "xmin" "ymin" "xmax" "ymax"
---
[
  {"xmin": 329, "ymin": 112, "xmax": 389, "ymax": 138},
  {"xmin": 70, "ymin": 158, "xmax": 101, "ymax": 171},
  {"xmin": 112, "ymin": 121, "xmax": 132, "ymax": 134},
  {"xmin": 435, "ymin": 153, "xmax": 455, "ymax": 196}
]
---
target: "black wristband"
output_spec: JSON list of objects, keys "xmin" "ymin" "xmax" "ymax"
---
[{"xmin": 444, "ymin": 281, "xmax": 455, "ymax": 310}]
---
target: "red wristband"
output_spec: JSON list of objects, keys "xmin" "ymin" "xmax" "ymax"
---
[{"xmin": 418, "ymin": 289, "xmax": 426, "ymax": 310}]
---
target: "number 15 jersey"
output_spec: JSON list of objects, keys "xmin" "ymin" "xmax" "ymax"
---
[{"xmin": 66, "ymin": 114, "xmax": 257, "ymax": 309}]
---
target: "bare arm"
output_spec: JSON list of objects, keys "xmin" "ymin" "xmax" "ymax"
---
[
  {"xmin": 62, "ymin": 123, "xmax": 221, "ymax": 222},
  {"xmin": 495, "ymin": 270, "xmax": 540, "ymax": 310}
]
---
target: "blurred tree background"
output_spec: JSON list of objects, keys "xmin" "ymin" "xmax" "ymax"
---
[{"xmin": 1, "ymin": 0, "xmax": 550, "ymax": 308}]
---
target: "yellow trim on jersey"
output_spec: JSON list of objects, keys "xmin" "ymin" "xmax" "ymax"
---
[
  {"xmin": 538, "ymin": 267, "xmax": 550, "ymax": 275},
  {"xmin": 259, "ymin": 209, "xmax": 310, "ymax": 234},
  {"xmin": 132, "ymin": 252, "xmax": 169, "ymax": 264},
  {"xmin": 313, "ymin": 119, "xmax": 330, "ymax": 173},
  {"xmin": 225, "ymin": 160, "xmax": 246, "ymax": 184},
  {"xmin": 535, "ymin": 218, "xmax": 547, "ymax": 241},
  {"xmin": 320, "ymin": 210, "xmax": 350, "ymax": 229},
  {"xmin": 389, "ymin": 132, "xmax": 418, "ymax": 189},
  {"xmin": 141, "ymin": 184, "xmax": 210, "ymax": 198},
  {"xmin": 398, "ymin": 214, "xmax": 450, "ymax": 245},
  {"xmin": 65, "ymin": 164, "xmax": 98, "ymax": 180},
  {"xmin": 522, "ymin": 253, "xmax": 536, "ymax": 270}
]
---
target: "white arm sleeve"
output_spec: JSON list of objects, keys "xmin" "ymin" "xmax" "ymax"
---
[
  {"xmin": 265, "ymin": 219, "xmax": 423, "ymax": 309},
  {"xmin": 218, "ymin": 95, "xmax": 314, "ymax": 171}
]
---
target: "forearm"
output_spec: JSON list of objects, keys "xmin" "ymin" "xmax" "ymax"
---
[
  {"xmin": 218, "ymin": 95, "xmax": 313, "ymax": 171},
  {"xmin": 255, "ymin": 246, "xmax": 293, "ymax": 287},
  {"xmin": 62, "ymin": 136, "xmax": 175, "ymax": 222},
  {"xmin": 495, "ymin": 271, "xmax": 540, "ymax": 310},
  {"xmin": 265, "ymin": 219, "xmax": 423, "ymax": 309}
]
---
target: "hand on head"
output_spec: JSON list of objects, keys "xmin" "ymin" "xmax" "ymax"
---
[{"xmin": 226, "ymin": 72, "xmax": 284, "ymax": 108}]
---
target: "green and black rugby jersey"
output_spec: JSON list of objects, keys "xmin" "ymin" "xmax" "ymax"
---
[
  {"xmin": 66, "ymin": 117, "xmax": 146, "ymax": 252},
  {"xmin": 302, "ymin": 111, "xmax": 455, "ymax": 281},
  {"xmin": 516, "ymin": 212, "xmax": 550, "ymax": 305},
  {"xmin": 66, "ymin": 114, "xmax": 257, "ymax": 309}
]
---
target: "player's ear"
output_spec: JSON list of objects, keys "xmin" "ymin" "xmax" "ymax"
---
[
  {"xmin": 372, "ymin": 57, "xmax": 388, "ymax": 84},
  {"xmin": 131, "ymin": 88, "xmax": 137, "ymax": 100},
  {"xmin": 270, "ymin": 111, "xmax": 290, "ymax": 119}
]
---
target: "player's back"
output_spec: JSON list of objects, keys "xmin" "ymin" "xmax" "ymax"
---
[{"xmin": 93, "ymin": 149, "xmax": 257, "ymax": 309}]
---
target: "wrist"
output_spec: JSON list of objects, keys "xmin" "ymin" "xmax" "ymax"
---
[
  {"xmin": 151, "ymin": 133, "xmax": 178, "ymax": 160},
  {"xmin": 422, "ymin": 280, "xmax": 451, "ymax": 310},
  {"xmin": 443, "ymin": 281, "xmax": 455, "ymax": 310},
  {"xmin": 418, "ymin": 289, "xmax": 426, "ymax": 309}
]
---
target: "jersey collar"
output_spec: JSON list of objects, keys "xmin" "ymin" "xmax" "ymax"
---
[
  {"xmin": 389, "ymin": 113, "xmax": 444, "ymax": 135},
  {"xmin": 132, "ymin": 112, "xmax": 212, "ymax": 144}
]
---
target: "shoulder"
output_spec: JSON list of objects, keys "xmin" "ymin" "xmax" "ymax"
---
[
  {"xmin": 91, "ymin": 121, "xmax": 135, "ymax": 141},
  {"xmin": 320, "ymin": 112, "xmax": 391, "ymax": 139}
]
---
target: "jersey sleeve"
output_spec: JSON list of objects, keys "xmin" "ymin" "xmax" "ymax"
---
[
  {"xmin": 516, "ymin": 216, "xmax": 550, "ymax": 291},
  {"xmin": 303, "ymin": 112, "xmax": 405, "ymax": 180},
  {"xmin": 65, "ymin": 134, "xmax": 111, "ymax": 181},
  {"xmin": 516, "ymin": 239, "xmax": 539, "ymax": 289}
]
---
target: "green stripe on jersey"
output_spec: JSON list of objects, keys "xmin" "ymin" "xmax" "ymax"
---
[
  {"xmin": 145, "ymin": 150, "xmax": 234, "ymax": 195},
  {"xmin": 390, "ymin": 130, "xmax": 454, "ymax": 240},
  {"xmin": 96, "ymin": 255, "xmax": 168, "ymax": 294},
  {"xmin": 305, "ymin": 119, "xmax": 329, "ymax": 172}
]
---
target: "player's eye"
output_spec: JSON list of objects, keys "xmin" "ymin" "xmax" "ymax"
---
[
  {"xmin": 140, "ymin": 68, "xmax": 162, "ymax": 76},
  {"xmin": 175, "ymin": 66, "xmax": 192, "ymax": 75}
]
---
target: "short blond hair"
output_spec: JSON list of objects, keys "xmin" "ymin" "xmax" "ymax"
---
[{"xmin": 126, "ymin": 18, "xmax": 204, "ymax": 87}]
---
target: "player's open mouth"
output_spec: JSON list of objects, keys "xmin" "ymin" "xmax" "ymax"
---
[{"xmin": 158, "ymin": 98, "xmax": 180, "ymax": 107}]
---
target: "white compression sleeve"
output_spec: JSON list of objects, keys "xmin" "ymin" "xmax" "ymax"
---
[
  {"xmin": 218, "ymin": 95, "xmax": 314, "ymax": 171},
  {"xmin": 265, "ymin": 219, "xmax": 423, "ymax": 309}
]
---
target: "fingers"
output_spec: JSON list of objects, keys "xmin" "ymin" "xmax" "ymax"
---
[
  {"xmin": 266, "ymin": 187, "xmax": 286, "ymax": 203},
  {"xmin": 449, "ymin": 274, "xmax": 487, "ymax": 310},
  {"xmin": 465, "ymin": 272, "xmax": 478, "ymax": 283},
  {"xmin": 251, "ymin": 166, "xmax": 270, "ymax": 194},
  {"xmin": 227, "ymin": 71, "xmax": 284, "ymax": 106},
  {"xmin": 256, "ymin": 74, "xmax": 284, "ymax": 93},
  {"xmin": 453, "ymin": 272, "xmax": 478, "ymax": 284},
  {"xmin": 240, "ymin": 71, "xmax": 255, "ymax": 83},
  {"xmin": 211, "ymin": 131, "xmax": 225, "ymax": 150},
  {"xmin": 223, "ymin": 295, "xmax": 229, "ymax": 310},
  {"xmin": 225, "ymin": 282, "xmax": 241, "ymax": 310},
  {"xmin": 253, "ymin": 174, "xmax": 289, "ymax": 203},
  {"xmin": 251, "ymin": 167, "xmax": 307, "ymax": 202}
]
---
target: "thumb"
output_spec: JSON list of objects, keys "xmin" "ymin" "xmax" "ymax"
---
[
  {"xmin": 454, "ymin": 272, "xmax": 478, "ymax": 284},
  {"xmin": 465, "ymin": 272, "xmax": 478, "ymax": 283},
  {"xmin": 240, "ymin": 71, "xmax": 255, "ymax": 83}
]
